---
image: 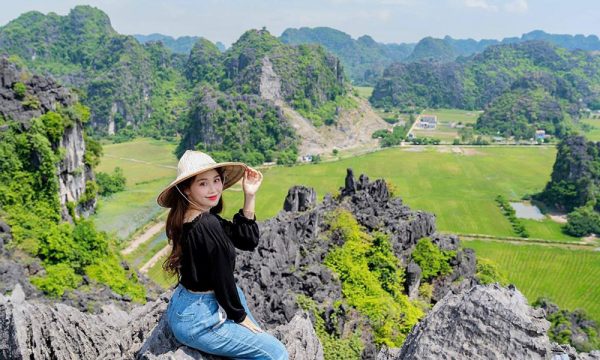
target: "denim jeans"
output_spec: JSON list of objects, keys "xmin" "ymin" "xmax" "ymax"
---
[{"xmin": 166, "ymin": 284, "xmax": 288, "ymax": 360}]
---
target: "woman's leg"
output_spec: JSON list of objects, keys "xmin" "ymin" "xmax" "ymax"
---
[
  {"xmin": 195, "ymin": 319, "xmax": 289, "ymax": 360},
  {"xmin": 236, "ymin": 285, "xmax": 260, "ymax": 327}
]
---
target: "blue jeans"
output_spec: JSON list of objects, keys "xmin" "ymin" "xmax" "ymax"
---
[{"xmin": 166, "ymin": 284, "xmax": 288, "ymax": 360}]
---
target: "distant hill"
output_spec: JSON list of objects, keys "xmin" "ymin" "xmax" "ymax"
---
[
  {"xmin": 0, "ymin": 5, "xmax": 189, "ymax": 137},
  {"xmin": 405, "ymin": 37, "xmax": 456, "ymax": 63},
  {"xmin": 371, "ymin": 41, "xmax": 600, "ymax": 138},
  {"xmin": 280, "ymin": 26, "xmax": 413, "ymax": 85},
  {"xmin": 134, "ymin": 33, "xmax": 200, "ymax": 54},
  {"xmin": 279, "ymin": 28, "xmax": 600, "ymax": 84}
]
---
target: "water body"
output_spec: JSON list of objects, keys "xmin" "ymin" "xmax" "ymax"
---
[{"xmin": 509, "ymin": 202, "xmax": 545, "ymax": 220}]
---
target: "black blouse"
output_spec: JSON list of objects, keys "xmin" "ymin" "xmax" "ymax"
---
[{"xmin": 179, "ymin": 209, "xmax": 259, "ymax": 323}]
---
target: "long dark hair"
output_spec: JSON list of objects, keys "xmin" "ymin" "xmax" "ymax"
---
[{"xmin": 162, "ymin": 168, "xmax": 224, "ymax": 279}]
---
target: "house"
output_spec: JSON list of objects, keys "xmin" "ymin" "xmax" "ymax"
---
[
  {"xmin": 301, "ymin": 155, "xmax": 313, "ymax": 162},
  {"xmin": 417, "ymin": 115, "xmax": 437, "ymax": 129},
  {"xmin": 535, "ymin": 130, "xmax": 546, "ymax": 140}
]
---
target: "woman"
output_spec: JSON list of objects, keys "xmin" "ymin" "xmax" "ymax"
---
[{"xmin": 157, "ymin": 150, "xmax": 288, "ymax": 359}]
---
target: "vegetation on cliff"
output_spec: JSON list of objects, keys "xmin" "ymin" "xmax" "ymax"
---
[
  {"xmin": 535, "ymin": 135, "xmax": 600, "ymax": 236},
  {"xmin": 0, "ymin": 67, "xmax": 145, "ymax": 301}
]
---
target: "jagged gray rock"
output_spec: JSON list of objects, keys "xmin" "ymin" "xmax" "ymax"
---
[
  {"xmin": 377, "ymin": 283, "xmax": 600, "ymax": 360},
  {"xmin": 283, "ymin": 185, "xmax": 317, "ymax": 212},
  {"xmin": 0, "ymin": 283, "xmax": 323, "ymax": 359},
  {"xmin": 405, "ymin": 261, "xmax": 422, "ymax": 300}
]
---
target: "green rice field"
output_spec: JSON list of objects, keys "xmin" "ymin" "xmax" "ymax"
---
[
  {"xmin": 245, "ymin": 146, "xmax": 576, "ymax": 242},
  {"xmin": 464, "ymin": 239, "xmax": 600, "ymax": 324}
]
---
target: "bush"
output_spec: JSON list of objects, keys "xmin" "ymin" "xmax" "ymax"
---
[
  {"xmin": 296, "ymin": 294, "xmax": 364, "ymax": 359},
  {"xmin": 13, "ymin": 82, "xmax": 26, "ymax": 99},
  {"xmin": 325, "ymin": 210, "xmax": 423, "ymax": 346},
  {"xmin": 495, "ymin": 195, "xmax": 530, "ymax": 237},
  {"xmin": 411, "ymin": 238, "xmax": 455, "ymax": 281},
  {"xmin": 96, "ymin": 167, "xmax": 127, "ymax": 196},
  {"xmin": 564, "ymin": 205, "xmax": 600, "ymax": 237},
  {"xmin": 30, "ymin": 263, "xmax": 82, "ymax": 297},
  {"xmin": 475, "ymin": 258, "xmax": 507, "ymax": 285},
  {"xmin": 85, "ymin": 253, "xmax": 146, "ymax": 302}
]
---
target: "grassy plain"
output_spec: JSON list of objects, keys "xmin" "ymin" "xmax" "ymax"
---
[
  {"xmin": 464, "ymin": 239, "xmax": 600, "ymax": 324},
  {"xmin": 353, "ymin": 86, "xmax": 374, "ymax": 100},
  {"xmin": 94, "ymin": 140, "xmax": 578, "ymax": 242}
]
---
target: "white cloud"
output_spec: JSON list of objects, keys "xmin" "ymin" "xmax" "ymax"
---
[
  {"xmin": 463, "ymin": 0, "xmax": 498, "ymax": 11},
  {"xmin": 463, "ymin": 0, "xmax": 528, "ymax": 13},
  {"xmin": 504, "ymin": 0, "xmax": 528, "ymax": 13}
]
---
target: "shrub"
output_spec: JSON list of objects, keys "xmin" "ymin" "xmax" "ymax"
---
[
  {"xmin": 96, "ymin": 167, "xmax": 127, "ymax": 196},
  {"xmin": 85, "ymin": 253, "xmax": 146, "ymax": 302},
  {"xmin": 564, "ymin": 205, "xmax": 600, "ymax": 237},
  {"xmin": 13, "ymin": 82, "xmax": 27, "ymax": 99},
  {"xmin": 296, "ymin": 294, "xmax": 364, "ymax": 359},
  {"xmin": 30, "ymin": 263, "xmax": 82, "ymax": 297},
  {"xmin": 411, "ymin": 238, "xmax": 455, "ymax": 281},
  {"xmin": 475, "ymin": 258, "xmax": 507, "ymax": 285},
  {"xmin": 325, "ymin": 210, "xmax": 423, "ymax": 346}
]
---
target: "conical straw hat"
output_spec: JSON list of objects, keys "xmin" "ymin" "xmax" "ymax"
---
[{"xmin": 157, "ymin": 150, "xmax": 247, "ymax": 208}]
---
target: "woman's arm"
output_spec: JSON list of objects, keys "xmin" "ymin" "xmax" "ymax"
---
[
  {"xmin": 241, "ymin": 167, "xmax": 262, "ymax": 219},
  {"xmin": 218, "ymin": 211, "xmax": 259, "ymax": 251}
]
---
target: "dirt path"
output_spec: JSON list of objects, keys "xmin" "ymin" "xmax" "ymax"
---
[
  {"xmin": 458, "ymin": 233, "xmax": 596, "ymax": 250},
  {"xmin": 103, "ymin": 154, "xmax": 176, "ymax": 169},
  {"xmin": 121, "ymin": 221, "xmax": 165, "ymax": 255},
  {"xmin": 140, "ymin": 244, "xmax": 172, "ymax": 274}
]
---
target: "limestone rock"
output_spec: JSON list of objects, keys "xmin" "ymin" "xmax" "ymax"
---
[
  {"xmin": 0, "ymin": 284, "xmax": 322, "ymax": 360},
  {"xmin": 385, "ymin": 284, "xmax": 600, "ymax": 360},
  {"xmin": 283, "ymin": 185, "xmax": 317, "ymax": 212}
]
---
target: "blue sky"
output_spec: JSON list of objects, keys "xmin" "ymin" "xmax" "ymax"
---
[{"xmin": 0, "ymin": 0, "xmax": 598, "ymax": 46}]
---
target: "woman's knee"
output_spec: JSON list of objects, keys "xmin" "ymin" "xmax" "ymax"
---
[{"xmin": 263, "ymin": 334, "xmax": 288, "ymax": 360}]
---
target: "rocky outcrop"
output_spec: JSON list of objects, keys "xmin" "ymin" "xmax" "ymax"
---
[
  {"xmin": 0, "ymin": 58, "xmax": 75, "ymax": 125},
  {"xmin": 0, "ymin": 284, "xmax": 323, "ymax": 360},
  {"xmin": 0, "ymin": 57, "xmax": 95, "ymax": 220},
  {"xmin": 58, "ymin": 119, "xmax": 96, "ymax": 219},
  {"xmin": 379, "ymin": 284, "xmax": 600, "ymax": 360},
  {"xmin": 259, "ymin": 56, "xmax": 282, "ymax": 102},
  {"xmin": 283, "ymin": 185, "xmax": 317, "ymax": 212}
]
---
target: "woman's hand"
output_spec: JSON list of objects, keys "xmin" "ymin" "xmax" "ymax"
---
[
  {"xmin": 240, "ymin": 316, "xmax": 263, "ymax": 333},
  {"xmin": 242, "ymin": 167, "xmax": 263, "ymax": 196}
]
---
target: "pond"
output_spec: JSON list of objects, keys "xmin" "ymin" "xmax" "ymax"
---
[{"xmin": 509, "ymin": 202, "xmax": 545, "ymax": 220}]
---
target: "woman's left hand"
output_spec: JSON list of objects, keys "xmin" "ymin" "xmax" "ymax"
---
[{"xmin": 242, "ymin": 167, "xmax": 262, "ymax": 196}]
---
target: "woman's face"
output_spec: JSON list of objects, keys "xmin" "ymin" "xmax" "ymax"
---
[{"xmin": 184, "ymin": 169, "xmax": 223, "ymax": 212}]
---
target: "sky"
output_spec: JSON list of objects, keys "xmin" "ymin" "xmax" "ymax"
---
[{"xmin": 0, "ymin": 0, "xmax": 598, "ymax": 47}]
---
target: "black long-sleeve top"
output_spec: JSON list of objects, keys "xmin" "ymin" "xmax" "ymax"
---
[{"xmin": 179, "ymin": 209, "xmax": 259, "ymax": 323}]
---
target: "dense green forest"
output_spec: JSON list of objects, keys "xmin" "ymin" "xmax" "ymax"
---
[
  {"xmin": 176, "ymin": 86, "xmax": 298, "ymax": 166},
  {"xmin": 0, "ymin": 7, "xmax": 357, "ymax": 165}
]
